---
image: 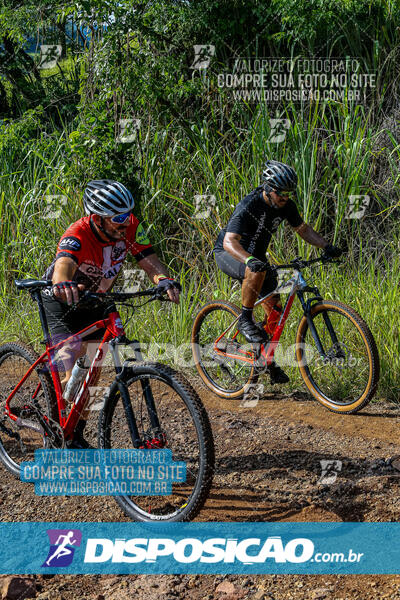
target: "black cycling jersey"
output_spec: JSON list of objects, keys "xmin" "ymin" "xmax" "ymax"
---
[{"xmin": 214, "ymin": 187, "xmax": 303, "ymax": 260}]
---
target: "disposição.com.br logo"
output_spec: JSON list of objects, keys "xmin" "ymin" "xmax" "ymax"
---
[{"xmin": 42, "ymin": 529, "xmax": 82, "ymax": 568}]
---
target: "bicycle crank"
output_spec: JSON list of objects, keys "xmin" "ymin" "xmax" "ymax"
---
[{"xmin": 18, "ymin": 403, "xmax": 64, "ymax": 449}]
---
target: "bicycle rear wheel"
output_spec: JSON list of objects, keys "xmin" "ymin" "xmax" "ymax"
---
[
  {"xmin": 295, "ymin": 300, "xmax": 380, "ymax": 413},
  {"xmin": 0, "ymin": 342, "xmax": 58, "ymax": 477},
  {"xmin": 191, "ymin": 300, "xmax": 258, "ymax": 398},
  {"xmin": 99, "ymin": 362, "xmax": 214, "ymax": 521}
]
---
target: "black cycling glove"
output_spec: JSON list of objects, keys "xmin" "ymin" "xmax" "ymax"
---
[
  {"xmin": 52, "ymin": 280, "xmax": 78, "ymax": 294},
  {"xmin": 245, "ymin": 257, "xmax": 269, "ymax": 273},
  {"xmin": 324, "ymin": 244, "xmax": 343, "ymax": 258},
  {"xmin": 156, "ymin": 277, "xmax": 182, "ymax": 293},
  {"xmin": 52, "ymin": 280, "xmax": 80, "ymax": 306}
]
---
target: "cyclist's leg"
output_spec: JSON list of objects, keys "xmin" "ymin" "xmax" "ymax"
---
[
  {"xmin": 242, "ymin": 271, "xmax": 265, "ymax": 307},
  {"xmin": 257, "ymin": 273, "xmax": 289, "ymax": 382},
  {"xmin": 41, "ymin": 292, "xmax": 85, "ymax": 387},
  {"xmin": 41, "ymin": 292, "xmax": 104, "ymax": 389},
  {"xmin": 80, "ymin": 336, "xmax": 104, "ymax": 420},
  {"xmin": 215, "ymin": 250, "xmax": 266, "ymax": 343},
  {"xmin": 214, "ymin": 250, "xmax": 265, "ymax": 307},
  {"xmin": 258, "ymin": 268, "xmax": 281, "ymax": 334},
  {"xmin": 260, "ymin": 294, "xmax": 282, "ymax": 333},
  {"xmin": 47, "ymin": 333, "xmax": 86, "ymax": 390}
]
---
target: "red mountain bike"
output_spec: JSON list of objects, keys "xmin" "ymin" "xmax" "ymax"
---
[
  {"xmin": 0, "ymin": 279, "xmax": 214, "ymax": 522},
  {"xmin": 191, "ymin": 255, "xmax": 380, "ymax": 413}
]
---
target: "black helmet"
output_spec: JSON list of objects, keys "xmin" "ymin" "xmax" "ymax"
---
[
  {"xmin": 83, "ymin": 180, "xmax": 134, "ymax": 216},
  {"xmin": 262, "ymin": 160, "xmax": 297, "ymax": 193}
]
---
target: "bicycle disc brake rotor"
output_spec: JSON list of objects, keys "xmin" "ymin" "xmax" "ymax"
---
[
  {"xmin": 141, "ymin": 430, "xmax": 167, "ymax": 449},
  {"xmin": 324, "ymin": 342, "xmax": 349, "ymax": 369}
]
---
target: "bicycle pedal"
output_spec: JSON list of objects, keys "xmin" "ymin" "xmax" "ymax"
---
[{"xmin": 216, "ymin": 340, "xmax": 241, "ymax": 354}]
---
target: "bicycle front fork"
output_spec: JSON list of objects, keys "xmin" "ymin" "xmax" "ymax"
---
[
  {"xmin": 297, "ymin": 291, "xmax": 339, "ymax": 357},
  {"xmin": 109, "ymin": 337, "xmax": 163, "ymax": 449}
]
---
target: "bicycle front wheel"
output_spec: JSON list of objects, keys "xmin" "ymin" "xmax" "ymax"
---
[
  {"xmin": 99, "ymin": 362, "xmax": 214, "ymax": 521},
  {"xmin": 295, "ymin": 300, "xmax": 379, "ymax": 413},
  {"xmin": 191, "ymin": 300, "xmax": 258, "ymax": 398}
]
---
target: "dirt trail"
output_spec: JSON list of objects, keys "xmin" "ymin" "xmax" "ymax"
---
[
  {"xmin": 2, "ymin": 382, "xmax": 400, "ymax": 598},
  {"xmin": 197, "ymin": 389, "xmax": 400, "ymax": 524}
]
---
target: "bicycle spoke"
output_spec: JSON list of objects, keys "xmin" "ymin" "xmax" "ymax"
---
[
  {"xmin": 194, "ymin": 304, "xmax": 256, "ymax": 395},
  {"xmin": 103, "ymin": 371, "xmax": 211, "ymax": 520},
  {"xmin": 302, "ymin": 308, "xmax": 372, "ymax": 406}
]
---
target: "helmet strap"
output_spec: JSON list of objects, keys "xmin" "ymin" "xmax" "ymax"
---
[
  {"xmin": 93, "ymin": 216, "xmax": 120, "ymax": 242},
  {"xmin": 262, "ymin": 186, "xmax": 279, "ymax": 209}
]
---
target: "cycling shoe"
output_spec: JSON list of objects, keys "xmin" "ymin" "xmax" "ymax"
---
[
  {"xmin": 268, "ymin": 362, "xmax": 290, "ymax": 384},
  {"xmin": 237, "ymin": 317, "xmax": 265, "ymax": 344}
]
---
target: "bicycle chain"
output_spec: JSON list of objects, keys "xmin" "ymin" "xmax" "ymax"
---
[{"xmin": 0, "ymin": 418, "xmax": 20, "ymax": 440}]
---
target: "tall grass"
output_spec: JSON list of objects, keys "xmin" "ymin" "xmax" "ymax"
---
[{"xmin": 0, "ymin": 92, "xmax": 399, "ymax": 401}]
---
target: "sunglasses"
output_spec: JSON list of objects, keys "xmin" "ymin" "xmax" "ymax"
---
[
  {"xmin": 110, "ymin": 211, "xmax": 131, "ymax": 224},
  {"xmin": 275, "ymin": 190, "xmax": 294, "ymax": 199}
]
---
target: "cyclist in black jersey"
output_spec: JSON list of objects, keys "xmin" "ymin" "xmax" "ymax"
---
[{"xmin": 214, "ymin": 159, "xmax": 342, "ymax": 384}]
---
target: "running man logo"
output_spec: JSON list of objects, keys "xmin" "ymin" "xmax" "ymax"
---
[
  {"xmin": 193, "ymin": 194, "xmax": 217, "ymax": 220},
  {"xmin": 191, "ymin": 45, "xmax": 215, "ymax": 70},
  {"xmin": 345, "ymin": 195, "xmax": 370, "ymax": 219},
  {"xmin": 268, "ymin": 119, "xmax": 291, "ymax": 143},
  {"xmin": 39, "ymin": 45, "xmax": 62, "ymax": 69},
  {"xmin": 42, "ymin": 529, "xmax": 82, "ymax": 568},
  {"xmin": 318, "ymin": 460, "xmax": 342, "ymax": 485},
  {"xmin": 240, "ymin": 383, "xmax": 264, "ymax": 408},
  {"xmin": 116, "ymin": 118, "xmax": 141, "ymax": 143}
]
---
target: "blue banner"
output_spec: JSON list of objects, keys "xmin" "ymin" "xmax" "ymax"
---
[
  {"xmin": 0, "ymin": 522, "xmax": 400, "ymax": 574},
  {"xmin": 20, "ymin": 449, "xmax": 186, "ymax": 496}
]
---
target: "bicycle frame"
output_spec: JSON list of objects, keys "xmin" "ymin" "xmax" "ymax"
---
[
  {"xmin": 213, "ymin": 268, "xmax": 325, "ymax": 367},
  {"xmin": 5, "ymin": 288, "xmax": 161, "ymax": 447}
]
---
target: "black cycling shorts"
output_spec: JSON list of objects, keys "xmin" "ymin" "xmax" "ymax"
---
[
  {"xmin": 41, "ymin": 292, "xmax": 107, "ymax": 346},
  {"xmin": 214, "ymin": 250, "xmax": 278, "ymax": 297}
]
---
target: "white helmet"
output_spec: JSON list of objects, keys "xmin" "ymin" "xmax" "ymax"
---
[{"xmin": 83, "ymin": 180, "xmax": 134, "ymax": 216}]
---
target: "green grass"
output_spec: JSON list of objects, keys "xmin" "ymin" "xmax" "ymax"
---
[{"xmin": 0, "ymin": 84, "xmax": 399, "ymax": 402}]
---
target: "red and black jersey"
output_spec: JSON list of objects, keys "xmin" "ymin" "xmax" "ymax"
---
[{"xmin": 44, "ymin": 215, "xmax": 154, "ymax": 292}]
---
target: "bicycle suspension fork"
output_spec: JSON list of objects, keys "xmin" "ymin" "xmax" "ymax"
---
[
  {"xmin": 109, "ymin": 337, "xmax": 162, "ymax": 448},
  {"xmin": 297, "ymin": 290, "xmax": 340, "ymax": 357}
]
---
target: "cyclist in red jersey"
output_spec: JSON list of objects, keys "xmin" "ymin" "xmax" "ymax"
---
[{"xmin": 42, "ymin": 179, "xmax": 181, "ymax": 447}]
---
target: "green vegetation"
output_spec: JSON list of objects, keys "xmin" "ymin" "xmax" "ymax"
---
[{"xmin": 0, "ymin": 0, "xmax": 399, "ymax": 400}]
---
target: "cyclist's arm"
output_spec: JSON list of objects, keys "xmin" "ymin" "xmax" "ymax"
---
[
  {"xmin": 292, "ymin": 222, "xmax": 328, "ymax": 249},
  {"xmin": 52, "ymin": 257, "xmax": 85, "ymax": 305},
  {"xmin": 223, "ymin": 233, "xmax": 253, "ymax": 263},
  {"xmin": 136, "ymin": 252, "xmax": 180, "ymax": 304}
]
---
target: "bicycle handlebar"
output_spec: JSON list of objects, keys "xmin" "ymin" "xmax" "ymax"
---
[
  {"xmin": 13, "ymin": 279, "xmax": 168, "ymax": 303},
  {"xmin": 81, "ymin": 288, "xmax": 167, "ymax": 303},
  {"xmin": 272, "ymin": 254, "xmax": 343, "ymax": 271}
]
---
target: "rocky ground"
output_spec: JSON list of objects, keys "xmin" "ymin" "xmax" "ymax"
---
[{"xmin": 2, "ymin": 379, "xmax": 400, "ymax": 599}]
